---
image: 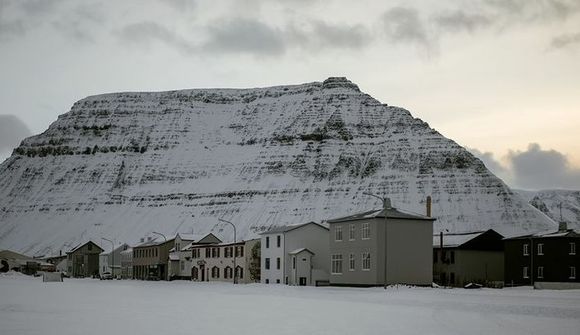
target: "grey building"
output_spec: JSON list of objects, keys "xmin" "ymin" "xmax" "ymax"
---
[
  {"xmin": 261, "ymin": 222, "xmax": 329, "ymax": 286},
  {"xmin": 66, "ymin": 241, "xmax": 104, "ymax": 278},
  {"xmin": 327, "ymin": 199, "xmax": 434, "ymax": 287},
  {"xmin": 433, "ymin": 229, "xmax": 504, "ymax": 287}
]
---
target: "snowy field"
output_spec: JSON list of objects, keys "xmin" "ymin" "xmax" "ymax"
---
[{"xmin": 1, "ymin": 274, "xmax": 580, "ymax": 335}]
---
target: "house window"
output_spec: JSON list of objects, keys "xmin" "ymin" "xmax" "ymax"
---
[
  {"xmin": 211, "ymin": 266, "xmax": 220, "ymax": 278},
  {"xmin": 192, "ymin": 267, "xmax": 198, "ymax": 280},
  {"xmin": 293, "ymin": 256, "xmax": 296, "ymax": 269},
  {"xmin": 523, "ymin": 243, "xmax": 529, "ymax": 256},
  {"xmin": 265, "ymin": 279, "xmax": 269, "ymax": 284},
  {"xmin": 537, "ymin": 243, "xmax": 544, "ymax": 255},
  {"xmin": 277, "ymin": 235, "xmax": 281, "ymax": 248},
  {"xmin": 362, "ymin": 252, "xmax": 371, "ymax": 271},
  {"xmin": 88, "ymin": 244, "xmax": 92, "ymax": 251},
  {"xmin": 349, "ymin": 254, "xmax": 355, "ymax": 271},
  {"xmin": 331, "ymin": 254, "xmax": 343, "ymax": 274},
  {"xmin": 349, "ymin": 224, "xmax": 355, "ymax": 241},
  {"xmin": 570, "ymin": 267, "xmax": 577, "ymax": 280},
  {"xmin": 570, "ymin": 243, "xmax": 576, "ymax": 255},
  {"xmin": 224, "ymin": 266, "xmax": 232, "ymax": 279},
  {"xmin": 450, "ymin": 251, "xmax": 455, "ymax": 264},
  {"xmin": 276, "ymin": 257, "xmax": 281, "ymax": 270},
  {"xmin": 523, "ymin": 266, "xmax": 529, "ymax": 279},
  {"xmin": 537, "ymin": 266, "xmax": 544, "ymax": 279},
  {"xmin": 361, "ymin": 222, "xmax": 370, "ymax": 240},
  {"xmin": 265, "ymin": 258, "xmax": 270, "ymax": 270},
  {"xmin": 266, "ymin": 236, "xmax": 270, "ymax": 248},
  {"xmin": 239, "ymin": 246, "xmax": 244, "ymax": 257},
  {"xmin": 205, "ymin": 248, "xmax": 210, "ymax": 258},
  {"xmin": 236, "ymin": 266, "xmax": 243, "ymax": 279},
  {"xmin": 276, "ymin": 279, "xmax": 280, "ymax": 284},
  {"xmin": 335, "ymin": 226, "xmax": 343, "ymax": 241}
]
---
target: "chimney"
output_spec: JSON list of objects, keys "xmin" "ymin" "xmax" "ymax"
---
[
  {"xmin": 383, "ymin": 197, "xmax": 392, "ymax": 209},
  {"xmin": 559, "ymin": 221, "xmax": 568, "ymax": 232},
  {"xmin": 426, "ymin": 196, "xmax": 432, "ymax": 217}
]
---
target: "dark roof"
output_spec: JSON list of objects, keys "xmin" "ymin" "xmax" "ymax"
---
[
  {"xmin": 327, "ymin": 207, "xmax": 435, "ymax": 223},
  {"xmin": 260, "ymin": 222, "xmax": 329, "ymax": 235},
  {"xmin": 433, "ymin": 229, "xmax": 504, "ymax": 251},
  {"xmin": 67, "ymin": 240, "xmax": 104, "ymax": 254},
  {"xmin": 505, "ymin": 229, "xmax": 580, "ymax": 240}
]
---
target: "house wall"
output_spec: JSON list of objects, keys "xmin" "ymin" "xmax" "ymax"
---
[
  {"xmin": 505, "ymin": 237, "xmax": 579, "ymax": 286},
  {"xmin": 434, "ymin": 248, "xmax": 504, "ymax": 287},
  {"xmin": 290, "ymin": 251, "xmax": 313, "ymax": 285},
  {"xmin": 67, "ymin": 242, "xmax": 102, "ymax": 278},
  {"xmin": 191, "ymin": 240, "xmax": 258, "ymax": 284},
  {"xmin": 285, "ymin": 224, "xmax": 329, "ymax": 286},
  {"xmin": 330, "ymin": 217, "xmax": 432, "ymax": 286},
  {"xmin": 261, "ymin": 233, "xmax": 285, "ymax": 284}
]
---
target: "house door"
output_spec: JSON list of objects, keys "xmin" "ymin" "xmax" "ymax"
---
[
  {"xmin": 200, "ymin": 265, "xmax": 205, "ymax": 281},
  {"xmin": 299, "ymin": 277, "xmax": 307, "ymax": 286}
]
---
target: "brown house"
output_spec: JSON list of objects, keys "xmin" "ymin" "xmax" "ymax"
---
[
  {"xmin": 66, "ymin": 241, "xmax": 104, "ymax": 278},
  {"xmin": 433, "ymin": 229, "xmax": 504, "ymax": 287},
  {"xmin": 504, "ymin": 223, "xmax": 579, "ymax": 288}
]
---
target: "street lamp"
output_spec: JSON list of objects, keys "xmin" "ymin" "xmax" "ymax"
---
[
  {"xmin": 218, "ymin": 218, "xmax": 237, "ymax": 284},
  {"xmin": 102, "ymin": 237, "xmax": 114, "ymax": 278},
  {"xmin": 363, "ymin": 192, "xmax": 390, "ymax": 289},
  {"xmin": 152, "ymin": 232, "xmax": 168, "ymax": 280}
]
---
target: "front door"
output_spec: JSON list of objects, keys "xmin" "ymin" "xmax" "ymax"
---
[
  {"xmin": 200, "ymin": 265, "xmax": 205, "ymax": 281},
  {"xmin": 299, "ymin": 277, "xmax": 307, "ymax": 286}
]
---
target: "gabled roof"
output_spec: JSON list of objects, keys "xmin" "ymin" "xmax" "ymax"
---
[
  {"xmin": 288, "ymin": 248, "xmax": 315, "ymax": 255},
  {"xmin": 0, "ymin": 249, "xmax": 33, "ymax": 261},
  {"xmin": 67, "ymin": 240, "xmax": 104, "ymax": 254},
  {"xmin": 260, "ymin": 221, "xmax": 329, "ymax": 235},
  {"xmin": 433, "ymin": 229, "xmax": 504, "ymax": 251},
  {"xmin": 100, "ymin": 243, "xmax": 130, "ymax": 255},
  {"xmin": 327, "ymin": 207, "xmax": 435, "ymax": 224},
  {"xmin": 505, "ymin": 229, "xmax": 580, "ymax": 240}
]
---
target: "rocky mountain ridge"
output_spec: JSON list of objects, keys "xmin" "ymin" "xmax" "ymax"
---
[{"xmin": 0, "ymin": 77, "xmax": 555, "ymax": 255}]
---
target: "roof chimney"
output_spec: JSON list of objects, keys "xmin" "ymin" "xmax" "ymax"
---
[
  {"xmin": 558, "ymin": 221, "xmax": 568, "ymax": 232},
  {"xmin": 383, "ymin": 197, "xmax": 392, "ymax": 209},
  {"xmin": 426, "ymin": 196, "xmax": 432, "ymax": 217}
]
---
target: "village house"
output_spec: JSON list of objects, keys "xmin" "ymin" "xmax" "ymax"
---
[
  {"xmin": 504, "ymin": 222, "xmax": 579, "ymax": 289},
  {"xmin": 327, "ymin": 198, "xmax": 434, "ymax": 287},
  {"xmin": 168, "ymin": 233, "xmax": 222, "ymax": 280},
  {"xmin": 433, "ymin": 229, "xmax": 504, "ymax": 287},
  {"xmin": 189, "ymin": 239, "xmax": 260, "ymax": 283},
  {"xmin": 1, "ymin": 249, "xmax": 53, "ymax": 274},
  {"xmin": 260, "ymin": 222, "xmax": 329, "ymax": 286},
  {"xmin": 66, "ymin": 241, "xmax": 104, "ymax": 278},
  {"xmin": 99, "ymin": 243, "xmax": 130, "ymax": 279}
]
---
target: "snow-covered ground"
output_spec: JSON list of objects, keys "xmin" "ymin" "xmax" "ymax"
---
[{"xmin": 1, "ymin": 275, "xmax": 579, "ymax": 335}]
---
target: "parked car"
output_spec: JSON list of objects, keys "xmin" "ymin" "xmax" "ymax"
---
[{"xmin": 100, "ymin": 272, "xmax": 113, "ymax": 280}]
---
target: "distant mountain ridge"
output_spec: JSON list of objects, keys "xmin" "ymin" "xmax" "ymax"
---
[
  {"xmin": 518, "ymin": 189, "xmax": 580, "ymax": 231},
  {"xmin": 0, "ymin": 77, "xmax": 555, "ymax": 255}
]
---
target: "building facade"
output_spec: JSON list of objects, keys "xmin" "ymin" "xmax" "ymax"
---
[
  {"xmin": 260, "ymin": 222, "xmax": 329, "ymax": 286},
  {"xmin": 189, "ymin": 239, "xmax": 260, "ymax": 284},
  {"xmin": 433, "ymin": 229, "xmax": 504, "ymax": 287},
  {"xmin": 327, "ymin": 200, "xmax": 434, "ymax": 287},
  {"xmin": 169, "ymin": 233, "xmax": 223, "ymax": 280},
  {"xmin": 504, "ymin": 224, "xmax": 579, "ymax": 288},
  {"xmin": 99, "ymin": 243, "xmax": 130, "ymax": 278},
  {"xmin": 66, "ymin": 241, "xmax": 104, "ymax": 278}
]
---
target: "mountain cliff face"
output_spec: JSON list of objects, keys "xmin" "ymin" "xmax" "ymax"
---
[
  {"xmin": 0, "ymin": 77, "xmax": 555, "ymax": 254},
  {"xmin": 526, "ymin": 190, "xmax": 580, "ymax": 230}
]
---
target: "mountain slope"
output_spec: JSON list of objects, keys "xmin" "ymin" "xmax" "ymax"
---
[
  {"xmin": 0, "ymin": 77, "xmax": 555, "ymax": 254},
  {"xmin": 525, "ymin": 190, "xmax": 580, "ymax": 230}
]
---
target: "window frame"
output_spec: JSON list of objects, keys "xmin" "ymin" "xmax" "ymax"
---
[
  {"xmin": 537, "ymin": 243, "xmax": 544, "ymax": 256},
  {"xmin": 349, "ymin": 224, "xmax": 355, "ymax": 241},
  {"xmin": 523, "ymin": 266, "xmax": 529, "ymax": 279},
  {"xmin": 362, "ymin": 252, "xmax": 371, "ymax": 271},
  {"xmin": 349, "ymin": 253, "xmax": 355, "ymax": 271},
  {"xmin": 570, "ymin": 242, "xmax": 576, "ymax": 255},
  {"xmin": 335, "ymin": 226, "xmax": 343, "ymax": 242},
  {"xmin": 331, "ymin": 254, "xmax": 343, "ymax": 274},
  {"xmin": 537, "ymin": 266, "xmax": 544, "ymax": 279},
  {"xmin": 523, "ymin": 243, "xmax": 529, "ymax": 256},
  {"xmin": 361, "ymin": 222, "xmax": 370, "ymax": 240},
  {"xmin": 570, "ymin": 266, "xmax": 576, "ymax": 280}
]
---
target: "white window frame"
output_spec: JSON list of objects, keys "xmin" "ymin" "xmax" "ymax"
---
[
  {"xmin": 570, "ymin": 266, "xmax": 576, "ymax": 280},
  {"xmin": 523, "ymin": 243, "xmax": 529, "ymax": 256},
  {"xmin": 362, "ymin": 252, "xmax": 371, "ymax": 271},
  {"xmin": 570, "ymin": 242, "xmax": 576, "ymax": 255},
  {"xmin": 331, "ymin": 254, "xmax": 343, "ymax": 274},
  {"xmin": 361, "ymin": 222, "xmax": 370, "ymax": 240},
  {"xmin": 349, "ymin": 224, "xmax": 355, "ymax": 241},
  {"xmin": 523, "ymin": 266, "xmax": 529, "ymax": 279},
  {"xmin": 537, "ymin": 266, "xmax": 544, "ymax": 279},
  {"xmin": 335, "ymin": 226, "xmax": 343, "ymax": 242},
  {"xmin": 537, "ymin": 243, "xmax": 544, "ymax": 255},
  {"xmin": 349, "ymin": 253, "xmax": 355, "ymax": 271}
]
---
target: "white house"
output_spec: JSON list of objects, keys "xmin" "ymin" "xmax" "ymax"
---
[
  {"xmin": 168, "ymin": 233, "xmax": 222, "ymax": 280},
  {"xmin": 99, "ymin": 243, "xmax": 130, "ymax": 278},
  {"xmin": 190, "ymin": 239, "xmax": 260, "ymax": 283},
  {"xmin": 260, "ymin": 222, "xmax": 329, "ymax": 286}
]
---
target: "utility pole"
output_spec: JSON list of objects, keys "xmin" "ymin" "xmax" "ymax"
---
[
  {"xmin": 152, "ymin": 231, "xmax": 168, "ymax": 280},
  {"xmin": 363, "ymin": 192, "xmax": 390, "ymax": 289},
  {"xmin": 219, "ymin": 218, "xmax": 237, "ymax": 284}
]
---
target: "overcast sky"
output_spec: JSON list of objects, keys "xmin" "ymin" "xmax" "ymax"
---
[{"xmin": 1, "ymin": 0, "xmax": 579, "ymax": 190}]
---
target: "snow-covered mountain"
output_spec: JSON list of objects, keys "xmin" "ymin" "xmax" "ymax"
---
[
  {"xmin": 522, "ymin": 190, "xmax": 580, "ymax": 230},
  {"xmin": 0, "ymin": 77, "xmax": 555, "ymax": 255}
]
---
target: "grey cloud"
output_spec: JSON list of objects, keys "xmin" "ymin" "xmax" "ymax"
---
[
  {"xmin": 160, "ymin": 0, "xmax": 196, "ymax": 12},
  {"xmin": 508, "ymin": 143, "xmax": 580, "ymax": 190},
  {"xmin": 0, "ymin": 20, "xmax": 25, "ymax": 40},
  {"xmin": 117, "ymin": 21, "xmax": 195, "ymax": 54},
  {"xmin": 203, "ymin": 19, "xmax": 285, "ymax": 56},
  {"xmin": 434, "ymin": 11, "xmax": 492, "ymax": 33},
  {"xmin": 550, "ymin": 32, "xmax": 580, "ymax": 49},
  {"xmin": 381, "ymin": 7, "xmax": 429, "ymax": 45},
  {"xmin": 50, "ymin": 3, "xmax": 105, "ymax": 44},
  {"xmin": 0, "ymin": 115, "xmax": 32, "ymax": 152},
  {"xmin": 287, "ymin": 21, "xmax": 372, "ymax": 50},
  {"xmin": 469, "ymin": 148, "xmax": 512, "ymax": 183}
]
